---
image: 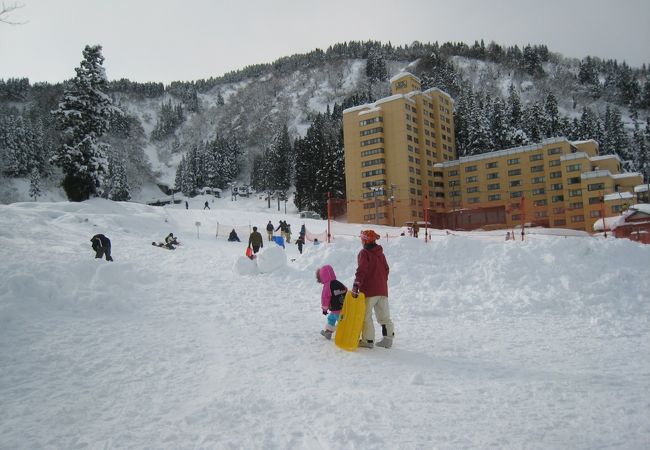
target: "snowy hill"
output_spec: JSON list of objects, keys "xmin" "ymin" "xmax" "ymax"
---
[{"xmin": 1, "ymin": 197, "xmax": 649, "ymax": 448}]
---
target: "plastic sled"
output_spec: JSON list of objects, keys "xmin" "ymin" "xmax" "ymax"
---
[{"xmin": 334, "ymin": 291, "xmax": 366, "ymax": 351}]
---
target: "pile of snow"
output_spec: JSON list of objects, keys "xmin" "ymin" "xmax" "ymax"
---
[{"xmin": 0, "ymin": 196, "xmax": 649, "ymax": 448}]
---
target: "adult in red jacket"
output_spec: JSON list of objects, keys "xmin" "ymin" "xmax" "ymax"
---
[{"xmin": 352, "ymin": 229, "xmax": 394, "ymax": 349}]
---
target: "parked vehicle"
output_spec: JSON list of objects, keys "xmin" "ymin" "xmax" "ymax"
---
[{"xmin": 300, "ymin": 211, "xmax": 322, "ymax": 220}]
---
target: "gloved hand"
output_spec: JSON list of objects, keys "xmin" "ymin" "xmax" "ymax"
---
[
  {"xmin": 351, "ymin": 285, "xmax": 359, "ymax": 298},
  {"xmin": 322, "ymin": 309, "xmax": 328, "ymax": 315}
]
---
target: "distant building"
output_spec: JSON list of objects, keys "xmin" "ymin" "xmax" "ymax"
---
[{"xmin": 342, "ymin": 72, "xmax": 645, "ymax": 232}]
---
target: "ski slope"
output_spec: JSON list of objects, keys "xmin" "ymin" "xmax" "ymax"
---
[{"xmin": 1, "ymin": 196, "xmax": 649, "ymax": 449}]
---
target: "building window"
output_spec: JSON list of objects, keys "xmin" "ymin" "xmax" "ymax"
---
[
  {"xmin": 511, "ymin": 191, "xmax": 523, "ymax": 198},
  {"xmin": 465, "ymin": 165, "xmax": 477, "ymax": 172},
  {"xmin": 552, "ymin": 207, "xmax": 565, "ymax": 214},
  {"xmin": 588, "ymin": 182, "xmax": 605, "ymax": 191},
  {"xmin": 359, "ymin": 127, "xmax": 384, "ymax": 136},
  {"xmin": 530, "ymin": 153, "xmax": 543, "ymax": 161},
  {"xmin": 570, "ymin": 215, "xmax": 585, "ymax": 223},
  {"xmin": 508, "ymin": 169, "xmax": 521, "ymax": 176},
  {"xmin": 550, "ymin": 171, "xmax": 562, "ymax": 179},
  {"xmin": 550, "ymin": 183, "xmax": 563, "ymax": 191},
  {"xmin": 548, "ymin": 147, "xmax": 562, "ymax": 155},
  {"xmin": 535, "ymin": 211, "xmax": 548, "ymax": 218},
  {"xmin": 590, "ymin": 210, "xmax": 602, "ymax": 218},
  {"xmin": 589, "ymin": 196, "xmax": 602, "ymax": 205},
  {"xmin": 549, "ymin": 159, "xmax": 561, "ymax": 167},
  {"xmin": 534, "ymin": 199, "xmax": 547, "ymax": 207},
  {"xmin": 362, "ymin": 168, "xmax": 386, "ymax": 178},
  {"xmin": 512, "ymin": 214, "xmax": 522, "ymax": 221},
  {"xmin": 568, "ymin": 202, "xmax": 583, "ymax": 210},
  {"xmin": 510, "ymin": 180, "xmax": 522, "ymax": 187},
  {"xmin": 361, "ymin": 148, "xmax": 384, "ymax": 158},
  {"xmin": 568, "ymin": 189, "xmax": 582, "ymax": 197},
  {"xmin": 361, "ymin": 137, "xmax": 384, "ymax": 147},
  {"xmin": 488, "ymin": 194, "xmax": 501, "ymax": 201},
  {"xmin": 361, "ymin": 158, "xmax": 385, "ymax": 167},
  {"xmin": 554, "ymin": 219, "xmax": 566, "ymax": 226},
  {"xmin": 566, "ymin": 164, "xmax": 582, "ymax": 172},
  {"xmin": 448, "ymin": 170, "xmax": 459, "ymax": 177},
  {"xmin": 486, "ymin": 161, "xmax": 498, "ymax": 169},
  {"xmin": 530, "ymin": 165, "xmax": 544, "ymax": 173},
  {"xmin": 448, "ymin": 180, "xmax": 460, "ymax": 187},
  {"xmin": 359, "ymin": 117, "xmax": 383, "ymax": 127},
  {"xmin": 487, "ymin": 183, "xmax": 500, "ymax": 191},
  {"xmin": 552, "ymin": 195, "xmax": 564, "ymax": 203},
  {"xmin": 466, "ymin": 176, "xmax": 478, "ymax": 183},
  {"xmin": 467, "ymin": 197, "xmax": 480, "ymax": 204},
  {"xmin": 467, "ymin": 186, "xmax": 479, "ymax": 193},
  {"xmin": 532, "ymin": 188, "xmax": 545, "ymax": 195},
  {"xmin": 508, "ymin": 158, "xmax": 520, "ymax": 165},
  {"xmin": 532, "ymin": 176, "xmax": 545, "ymax": 184},
  {"xmin": 568, "ymin": 177, "xmax": 581, "ymax": 185},
  {"xmin": 487, "ymin": 172, "xmax": 499, "ymax": 180},
  {"xmin": 362, "ymin": 179, "xmax": 386, "ymax": 189}
]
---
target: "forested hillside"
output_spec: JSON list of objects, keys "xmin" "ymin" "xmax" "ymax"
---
[{"xmin": 1, "ymin": 40, "xmax": 649, "ymax": 209}]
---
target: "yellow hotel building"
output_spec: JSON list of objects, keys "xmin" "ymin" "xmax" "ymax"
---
[{"xmin": 343, "ymin": 72, "xmax": 644, "ymax": 232}]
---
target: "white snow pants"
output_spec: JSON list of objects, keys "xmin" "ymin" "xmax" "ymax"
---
[{"xmin": 362, "ymin": 295, "xmax": 394, "ymax": 342}]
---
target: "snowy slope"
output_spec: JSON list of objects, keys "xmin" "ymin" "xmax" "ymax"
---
[{"xmin": 0, "ymin": 196, "xmax": 649, "ymax": 449}]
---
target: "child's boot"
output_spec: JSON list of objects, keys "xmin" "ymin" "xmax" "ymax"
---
[
  {"xmin": 358, "ymin": 339, "xmax": 374, "ymax": 348},
  {"xmin": 320, "ymin": 330, "xmax": 333, "ymax": 340}
]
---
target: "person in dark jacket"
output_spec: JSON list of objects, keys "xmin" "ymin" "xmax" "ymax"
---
[
  {"xmin": 352, "ymin": 229, "xmax": 393, "ymax": 349},
  {"xmin": 91, "ymin": 234, "xmax": 113, "ymax": 261},
  {"xmin": 165, "ymin": 233, "xmax": 179, "ymax": 249},
  {"xmin": 248, "ymin": 226, "xmax": 263, "ymax": 254},
  {"xmin": 228, "ymin": 229, "xmax": 241, "ymax": 242},
  {"xmin": 266, "ymin": 221, "xmax": 274, "ymax": 241},
  {"xmin": 295, "ymin": 236, "xmax": 305, "ymax": 254}
]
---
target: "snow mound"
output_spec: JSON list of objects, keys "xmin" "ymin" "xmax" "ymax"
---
[
  {"xmin": 257, "ymin": 246, "xmax": 287, "ymax": 273},
  {"xmin": 233, "ymin": 255, "xmax": 259, "ymax": 276}
]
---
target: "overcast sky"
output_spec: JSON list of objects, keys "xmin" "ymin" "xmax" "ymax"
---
[{"xmin": 1, "ymin": 0, "xmax": 649, "ymax": 84}]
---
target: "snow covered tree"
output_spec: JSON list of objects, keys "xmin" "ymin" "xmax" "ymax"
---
[
  {"xmin": 104, "ymin": 154, "xmax": 130, "ymax": 201},
  {"xmin": 544, "ymin": 93, "xmax": 561, "ymax": 137},
  {"xmin": 632, "ymin": 116, "xmax": 649, "ymax": 181},
  {"xmin": 601, "ymin": 105, "xmax": 629, "ymax": 163},
  {"xmin": 577, "ymin": 107, "xmax": 603, "ymax": 142},
  {"xmin": 52, "ymin": 44, "xmax": 121, "ymax": 201},
  {"xmin": 365, "ymin": 46, "xmax": 387, "ymax": 84},
  {"xmin": 267, "ymin": 124, "xmax": 292, "ymax": 192},
  {"xmin": 29, "ymin": 167, "xmax": 41, "ymax": 200}
]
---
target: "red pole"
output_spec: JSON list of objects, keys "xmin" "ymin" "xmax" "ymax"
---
[
  {"xmin": 327, "ymin": 192, "xmax": 332, "ymax": 243},
  {"xmin": 601, "ymin": 193, "xmax": 607, "ymax": 238},
  {"xmin": 520, "ymin": 195, "xmax": 526, "ymax": 241},
  {"xmin": 424, "ymin": 195, "xmax": 429, "ymax": 243}
]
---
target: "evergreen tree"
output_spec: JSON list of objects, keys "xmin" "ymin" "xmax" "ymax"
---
[
  {"xmin": 578, "ymin": 57, "xmax": 599, "ymax": 86},
  {"xmin": 544, "ymin": 93, "xmax": 561, "ymax": 137},
  {"xmin": 507, "ymin": 84, "xmax": 524, "ymax": 130},
  {"xmin": 104, "ymin": 155, "xmax": 131, "ymax": 201},
  {"xmin": 267, "ymin": 124, "xmax": 292, "ymax": 192},
  {"xmin": 578, "ymin": 107, "xmax": 603, "ymax": 142},
  {"xmin": 601, "ymin": 105, "xmax": 630, "ymax": 164},
  {"xmin": 365, "ymin": 46, "xmax": 388, "ymax": 84},
  {"xmin": 51, "ymin": 45, "xmax": 121, "ymax": 201},
  {"xmin": 632, "ymin": 115, "xmax": 649, "ymax": 181},
  {"xmin": 29, "ymin": 167, "xmax": 41, "ymax": 200},
  {"xmin": 523, "ymin": 102, "xmax": 545, "ymax": 143}
]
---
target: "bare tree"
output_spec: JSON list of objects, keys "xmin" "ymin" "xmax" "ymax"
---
[{"xmin": 0, "ymin": 2, "xmax": 26, "ymax": 25}]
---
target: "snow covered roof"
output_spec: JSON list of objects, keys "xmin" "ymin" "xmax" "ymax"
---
[
  {"xmin": 581, "ymin": 170, "xmax": 611, "ymax": 180},
  {"xmin": 389, "ymin": 72, "xmax": 421, "ymax": 84},
  {"xmin": 423, "ymin": 87, "xmax": 455, "ymax": 104},
  {"xmin": 590, "ymin": 154, "xmax": 621, "ymax": 162},
  {"xmin": 358, "ymin": 106, "xmax": 382, "ymax": 116},
  {"xmin": 630, "ymin": 203, "xmax": 650, "ymax": 215},
  {"xmin": 438, "ymin": 137, "xmax": 569, "ymax": 167},
  {"xmin": 343, "ymin": 93, "xmax": 415, "ymax": 115},
  {"xmin": 634, "ymin": 184, "xmax": 650, "ymax": 193},
  {"xmin": 592, "ymin": 215, "xmax": 623, "ymax": 232},
  {"xmin": 570, "ymin": 139, "xmax": 599, "ymax": 147},
  {"xmin": 560, "ymin": 152, "xmax": 590, "ymax": 161},
  {"xmin": 612, "ymin": 172, "xmax": 642, "ymax": 180},
  {"xmin": 604, "ymin": 192, "xmax": 633, "ymax": 202}
]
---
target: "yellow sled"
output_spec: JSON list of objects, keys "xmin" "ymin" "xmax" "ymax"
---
[{"xmin": 335, "ymin": 291, "xmax": 366, "ymax": 351}]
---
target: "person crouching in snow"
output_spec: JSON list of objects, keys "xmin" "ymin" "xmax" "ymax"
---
[
  {"xmin": 91, "ymin": 234, "xmax": 113, "ymax": 261},
  {"xmin": 317, "ymin": 264, "xmax": 347, "ymax": 340}
]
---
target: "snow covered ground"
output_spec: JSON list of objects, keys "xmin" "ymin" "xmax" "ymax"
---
[{"xmin": 1, "ymin": 195, "xmax": 649, "ymax": 449}]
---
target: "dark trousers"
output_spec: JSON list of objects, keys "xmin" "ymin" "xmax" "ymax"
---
[
  {"xmin": 95, "ymin": 246, "xmax": 113, "ymax": 261},
  {"xmin": 252, "ymin": 245, "xmax": 261, "ymax": 254}
]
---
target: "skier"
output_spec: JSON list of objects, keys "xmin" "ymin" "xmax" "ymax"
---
[
  {"xmin": 352, "ymin": 229, "xmax": 394, "ymax": 349},
  {"xmin": 248, "ymin": 226, "xmax": 263, "ymax": 254},
  {"xmin": 91, "ymin": 234, "xmax": 113, "ymax": 261},
  {"xmin": 266, "ymin": 220, "xmax": 274, "ymax": 241},
  {"xmin": 317, "ymin": 265, "xmax": 348, "ymax": 340},
  {"xmin": 228, "ymin": 229, "xmax": 241, "ymax": 242}
]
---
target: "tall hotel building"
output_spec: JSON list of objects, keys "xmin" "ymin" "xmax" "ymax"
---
[{"xmin": 343, "ymin": 72, "xmax": 644, "ymax": 232}]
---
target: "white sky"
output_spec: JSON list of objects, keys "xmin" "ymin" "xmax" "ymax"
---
[{"xmin": 1, "ymin": 0, "xmax": 649, "ymax": 84}]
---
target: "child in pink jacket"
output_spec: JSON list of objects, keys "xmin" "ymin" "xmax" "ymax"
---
[{"xmin": 316, "ymin": 264, "xmax": 348, "ymax": 340}]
